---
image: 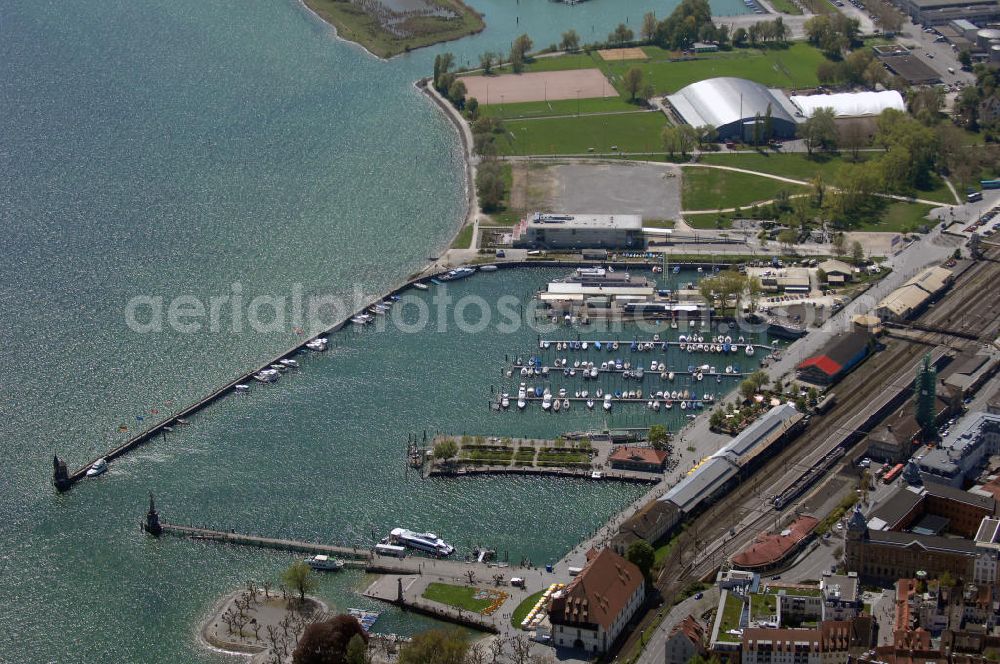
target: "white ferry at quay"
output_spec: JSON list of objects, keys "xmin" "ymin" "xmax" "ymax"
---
[{"xmin": 387, "ymin": 528, "xmax": 455, "ymax": 557}]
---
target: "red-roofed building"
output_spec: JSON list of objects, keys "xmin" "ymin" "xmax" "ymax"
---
[
  {"xmin": 549, "ymin": 548, "xmax": 645, "ymax": 653},
  {"xmin": 731, "ymin": 515, "xmax": 819, "ymax": 571},
  {"xmin": 796, "ymin": 331, "xmax": 873, "ymax": 386},
  {"xmin": 608, "ymin": 446, "xmax": 669, "ymax": 472},
  {"xmin": 665, "ymin": 615, "xmax": 708, "ymax": 664}
]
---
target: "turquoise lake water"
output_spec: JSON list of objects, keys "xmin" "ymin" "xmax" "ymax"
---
[{"xmin": 1, "ymin": 0, "xmax": 753, "ymax": 660}]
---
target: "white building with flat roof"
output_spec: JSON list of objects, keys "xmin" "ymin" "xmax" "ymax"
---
[{"xmin": 514, "ymin": 212, "xmax": 644, "ymax": 250}]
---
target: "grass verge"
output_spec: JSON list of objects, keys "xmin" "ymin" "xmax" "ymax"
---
[{"xmin": 682, "ymin": 167, "xmax": 808, "ymax": 211}]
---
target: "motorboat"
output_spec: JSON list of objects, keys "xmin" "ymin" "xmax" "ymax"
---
[
  {"xmin": 501, "ymin": 394, "xmax": 510, "ymax": 409},
  {"xmin": 745, "ymin": 345, "xmax": 755, "ymax": 356},
  {"xmin": 305, "ymin": 555, "xmax": 345, "ymax": 571},
  {"xmin": 553, "ymin": 399, "xmax": 561, "ymax": 412},
  {"xmin": 586, "ymin": 399, "xmax": 595, "ymax": 409},
  {"xmin": 279, "ymin": 358, "xmax": 299, "ymax": 368},
  {"xmin": 234, "ymin": 384, "xmax": 250, "ymax": 392},
  {"xmin": 562, "ymin": 399, "xmax": 570, "ymax": 410},
  {"xmin": 306, "ymin": 337, "xmax": 328, "ymax": 351},
  {"xmin": 517, "ymin": 397, "xmax": 526, "ymax": 409},
  {"xmin": 542, "ymin": 394, "xmax": 552, "ymax": 410},
  {"xmin": 603, "ymin": 394, "xmax": 612, "ymax": 411},
  {"xmin": 254, "ymin": 369, "xmax": 280, "ymax": 383},
  {"xmin": 479, "ymin": 264, "xmax": 498, "ymax": 272},
  {"xmin": 86, "ymin": 458, "xmax": 108, "ymax": 478},
  {"xmin": 412, "ymin": 282, "xmax": 430, "ymax": 291},
  {"xmin": 668, "ymin": 371, "xmax": 675, "ymax": 381}
]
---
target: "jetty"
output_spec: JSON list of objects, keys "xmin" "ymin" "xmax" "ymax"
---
[
  {"xmin": 427, "ymin": 465, "xmax": 661, "ymax": 483},
  {"xmin": 533, "ymin": 339, "xmax": 776, "ymax": 351},
  {"xmin": 158, "ymin": 523, "xmax": 373, "ymax": 561}
]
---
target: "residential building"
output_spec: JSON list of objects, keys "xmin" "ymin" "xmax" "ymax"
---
[
  {"xmin": 821, "ymin": 573, "xmax": 862, "ymax": 621},
  {"xmin": 548, "ymin": 548, "xmax": 645, "ymax": 653},
  {"xmin": 915, "ymin": 413, "xmax": 1000, "ymax": 487},
  {"xmin": 665, "ymin": 615, "xmax": 708, "ymax": 664}
]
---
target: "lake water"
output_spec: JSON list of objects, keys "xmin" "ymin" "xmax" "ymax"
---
[{"xmin": 1, "ymin": 0, "xmax": 752, "ymax": 660}]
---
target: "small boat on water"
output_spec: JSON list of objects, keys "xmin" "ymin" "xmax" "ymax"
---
[
  {"xmin": 517, "ymin": 398, "xmax": 526, "ymax": 409},
  {"xmin": 586, "ymin": 399, "xmax": 595, "ymax": 409},
  {"xmin": 305, "ymin": 554, "xmax": 345, "ymax": 571},
  {"xmin": 86, "ymin": 458, "xmax": 108, "ymax": 478},
  {"xmin": 279, "ymin": 359, "xmax": 298, "ymax": 368},
  {"xmin": 562, "ymin": 398, "xmax": 570, "ymax": 410},
  {"xmin": 306, "ymin": 337, "xmax": 328, "ymax": 351},
  {"xmin": 479, "ymin": 265, "xmax": 498, "ymax": 272},
  {"xmin": 254, "ymin": 368, "xmax": 280, "ymax": 383},
  {"xmin": 603, "ymin": 394, "xmax": 613, "ymax": 411},
  {"xmin": 501, "ymin": 394, "xmax": 510, "ymax": 409},
  {"xmin": 389, "ymin": 528, "xmax": 455, "ymax": 556},
  {"xmin": 234, "ymin": 384, "xmax": 250, "ymax": 392},
  {"xmin": 553, "ymin": 399, "xmax": 561, "ymax": 412},
  {"xmin": 413, "ymin": 282, "xmax": 429, "ymax": 291}
]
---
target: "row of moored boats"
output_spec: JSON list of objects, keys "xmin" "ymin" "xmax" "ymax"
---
[{"xmin": 505, "ymin": 383, "xmax": 714, "ymax": 412}]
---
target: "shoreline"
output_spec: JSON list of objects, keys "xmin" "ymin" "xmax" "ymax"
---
[
  {"xmin": 417, "ymin": 76, "xmax": 479, "ymax": 253},
  {"xmin": 299, "ymin": 0, "xmax": 485, "ymax": 61}
]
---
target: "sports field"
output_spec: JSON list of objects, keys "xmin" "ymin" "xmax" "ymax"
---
[
  {"xmin": 498, "ymin": 112, "xmax": 668, "ymax": 155},
  {"xmin": 597, "ymin": 47, "xmax": 648, "ymax": 61},
  {"xmin": 459, "ymin": 69, "xmax": 615, "ymax": 104}
]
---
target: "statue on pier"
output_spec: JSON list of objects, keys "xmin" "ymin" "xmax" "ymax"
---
[
  {"xmin": 143, "ymin": 492, "xmax": 162, "ymax": 536},
  {"xmin": 52, "ymin": 454, "xmax": 70, "ymax": 492}
]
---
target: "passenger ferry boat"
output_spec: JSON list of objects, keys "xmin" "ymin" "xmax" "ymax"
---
[
  {"xmin": 438, "ymin": 266, "xmax": 475, "ymax": 282},
  {"xmin": 388, "ymin": 528, "xmax": 455, "ymax": 556}
]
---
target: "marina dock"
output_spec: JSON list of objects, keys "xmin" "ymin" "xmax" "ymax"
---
[
  {"xmin": 509, "ymin": 365, "xmax": 754, "ymax": 378},
  {"xmin": 534, "ymin": 339, "xmax": 776, "ymax": 351},
  {"xmin": 427, "ymin": 465, "xmax": 661, "ymax": 483}
]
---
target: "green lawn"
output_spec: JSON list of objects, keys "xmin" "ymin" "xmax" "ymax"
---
[
  {"xmin": 698, "ymin": 153, "xmax": 957, "ymax": 204},
  {"xmin": 450, "ymin": 224, "xmax": 474, "ymax": 249},
  {"xmin": 858, "ymin": 201, "xmax": 934, "ymax": 233},
  {"xmin": 601, "ymin": 43, "xmax": 826, "ymax": 95},
  {"xmin": 698, "ymin": 152, "xmax": 856, "ymax": 183},
  {"xmin": 681, "ymin": 166, "xmax": 808, "ymax": 211},
  {"xmin": 478, "ymin": 96, "xmax": 637, "ymax": 120},
  {"xmin": 511, "ymin": 590, "xmax": 546, "ymax": 627},
  {"xmin": 717, "ymin": 592, "xmax": 745, "ymax": 642},
  {"xmin": 422, "ymin": 583, "xmax": 494, "ymax": 612},
  {"xmin": 768, "ymin": 0, "xmax": 804, "ymax": 13},
  {"xmin": 751, "ymin": 593, "xmax": 778, "ymax": 620},
  {"xmin": 499, "ymin": 112, "xmax": 668, "ymax": 155}
]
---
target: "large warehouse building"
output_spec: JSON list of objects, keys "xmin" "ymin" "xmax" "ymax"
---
[{"xmin": 665, "ymin": 77, "xmax": 799, "ymax": 141}]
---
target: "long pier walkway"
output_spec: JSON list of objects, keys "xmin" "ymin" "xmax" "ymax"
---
[
  {"xmin": 535, "ymin": 339, "xmax": 776, "ymax": 352},
  {"xmin": 157, "ymin": 523, "xmax": 373, "ymax": 561}
]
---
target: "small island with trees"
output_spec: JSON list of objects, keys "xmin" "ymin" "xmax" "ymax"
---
[{"xmin": 304, "ymin": 0, "xmax": 484, "ymax": 59}]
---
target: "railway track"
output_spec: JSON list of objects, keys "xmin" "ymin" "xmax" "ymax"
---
[{"xmin": 613, "ymin": 250, "xmax": 1000, "ymax": 662}]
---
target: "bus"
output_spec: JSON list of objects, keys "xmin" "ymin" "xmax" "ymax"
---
[
  {"xmin": 981, "ymin": 179, "xmax": 1000, "ymax": 190},
  {"xmin": 882, "ymin": 463, "xmax": 905, "ymax": 484}
]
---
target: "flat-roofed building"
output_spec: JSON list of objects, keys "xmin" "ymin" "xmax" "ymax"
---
[
  {"xmin": 916, "ymin": 412, "xmax": 1000, "ymax": 487},
  {"xmin": 514, "ymin": 212, "xmax": 644, "ymax": 250},
  {"xmin": 894, "ymin": 0, "xmax": 1000, "ymax": 25}
]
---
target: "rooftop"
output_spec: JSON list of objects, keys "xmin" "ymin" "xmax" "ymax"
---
[
  {"xmin": 548, "ymin": 548, "xmax": 643, "ymax": 630},
  {"xmin": 732, "ymin": 514, "xmax": 819, "ymax": 569},
  {"xmin": 878, "ymin": 284, "xmax": 931, "ymax": 317},
  {"xmin": 789, "ymin": 91, "xmax": 905, "ymax": 118},
  {"xmin": 661, "ymin": 456, "xmax": 739, "ymax": 513},
  {"xmin": 667, "ymin": 77, "xmax": 797, "ymax": 130},
  {"xmin": 608, "ymin": 446, "xmax": 669, "ymax": 466},
  {"xmin": 903, "ymin": 266, "xmax": 952, "ymax": 295},
  {"xmin": 715, "ymin": 403, "xmax": 802, "ymax": 464},
  {"xmin": 527, "ymin": 212, "xmax": 642, "ymax": 230}
]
